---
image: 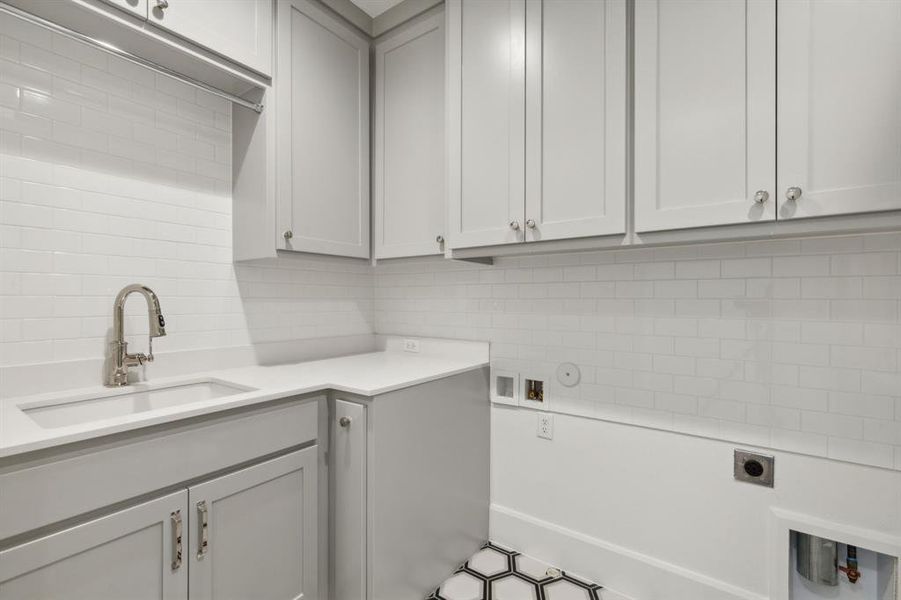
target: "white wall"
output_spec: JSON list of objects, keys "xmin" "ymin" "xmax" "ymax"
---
[
  {"xmin": 489, "ymin": 407, "xmax": 901, "ymax": 600},
  {"xmin": 374, "ymin": 244, "xmax": 901, "ymax": 598},
  {"xmin": 0, "ymin": 14, "xmax": 374, "ymax": 395}
]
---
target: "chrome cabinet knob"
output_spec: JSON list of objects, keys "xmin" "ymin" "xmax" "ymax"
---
[
  {"xmin": 525, "ymin": 219, "xmax": 536, "ymax": 229},
  {"xmin": 156, "ymin": 0, "xmax": 169, "ymax": 9},
  {"xmin": 338, "ymin": 416, "xmax": 352, "ymax": 428},
  {"xmin": 283, "ymin": 230, "xmax": 293, "ymax": 240},
  {"xmin": 753, "ymin": 190, "xmax": 769, "ymax": 204},
  {"xmin": 786, "ymin": 187, "xmax": 803, "ymax": 201},
  {"xmin": 509, "ymin": 220, "xmax": 520, "ymax": 231},
  {"xmin": 436, "ymin": 235, "xmax": 444, "ymax": 244}
]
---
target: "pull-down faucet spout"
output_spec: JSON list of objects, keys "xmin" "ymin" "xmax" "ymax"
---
[{"xmin": 105, "ymin": 284, "xmax": 167, "ymax": 387}]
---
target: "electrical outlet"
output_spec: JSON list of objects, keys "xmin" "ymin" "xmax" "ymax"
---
[
  {"xmin": 403, "ymin": 338, "xmax": 420, "ymax": 353},
  {"xmin": 537, "ymin": 413, "xmax": 554, "ymax": 440}
]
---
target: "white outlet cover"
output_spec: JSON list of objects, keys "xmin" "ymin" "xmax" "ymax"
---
[
  {"xmin": 556, "ymin": 362, "xmax": 580, "ymax": 387},
  {"xmin": 403, "ymin": 338, "xmax": 421, "ymax": 353},
  {"xmin": 537, "ymin": 413, "xmax": 554, "ymax": 440}
]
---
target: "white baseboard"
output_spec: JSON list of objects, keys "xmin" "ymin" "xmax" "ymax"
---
[{"xmin": 490, "ymin": 504, "xmax": 767, "ymax": 600}]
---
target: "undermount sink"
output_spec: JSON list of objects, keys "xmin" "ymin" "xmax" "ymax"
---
[{"xmin": 20, "ymin": 379, "xmax": 256, "ymax": 429}]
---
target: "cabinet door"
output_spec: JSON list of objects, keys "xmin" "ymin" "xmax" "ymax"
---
[
  {"xmin": 524, "ymin": 0, "xmax": 627, "ymax": 242},
  {"xmin": 277, "ymin": 0, "xmax": 370, "ymax": 259},
  {"xmin": 634, "ymin": 0, "xmax": 775, "ymax": 232},
  {"xmin": 331, "ymin": 399, "xmax": 367, "ymax": 600},
  {"xmin": 102, "ymin": 0, "xmax": 148, "ymax": 19},
  {"xmin": 373, "ymin": 11, "xmax": 446, "ymax": 259},
  {"xmin": 189, "ymin": 448, "xmax": 319, "ymax": 600},
  {"xmin": 777, "ymin": 0, "xmax": 901, "ymax": 220},
  {"xmin": 447, "ymin": 0, "xmax": 526, "ymax": 249},
  {"xmin": 0, "ymin": 491, "xmax": 188, "ymax": 600},
  {"xmin": 146, "ymin": 0, "xmax": 272, "ymax": 76}
]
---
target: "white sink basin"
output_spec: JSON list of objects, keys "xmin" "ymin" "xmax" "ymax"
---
[{"xmin": 20, "ymin": 379, "xmax": 256, "ymax": 429}]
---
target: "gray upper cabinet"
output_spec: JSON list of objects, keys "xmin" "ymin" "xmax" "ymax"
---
[
  {"xmin": 446, "ymin": 0, "xmax": 627, "ymax": 251},
  {"xmin": 146, "ymin": 0, "xmax": 273, "ymax": 77},
  {"xmin": 0, "ymin": 491, "xmax": 189, "ymax": 600},
  {"xmin": 276, "ymin": 0, "xmax": 371, "ymax": 259},
  {"xmin": 524, "ymin": 0, "xmax": 627, "ymax": 243},
  {"xmin": 447, "ymin": 0, "xmax": 526, "ymax": 249},
  {"xmin": 634, "ymin": 0, "xmax": 776, "ymax": 233},
  {"xmin": 188, "ymin": 448, "xmax": 319, "ymax": 600},
  {"xmin": 777, "ymin": 0, "xmax": 901, "ymax": 220},
  {"xmin": 373, "ymin": 9, "xmax": 446, "ymax": 259}
]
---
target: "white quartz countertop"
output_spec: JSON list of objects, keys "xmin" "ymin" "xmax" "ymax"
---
[{"xmin": 0, "ymin": 340, "xmax": 488, "ymax": 459}]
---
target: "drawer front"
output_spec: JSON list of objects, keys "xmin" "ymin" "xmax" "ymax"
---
[{"xmin": 0, "ymin": 396, "xmax": 320, "ymax": 541}]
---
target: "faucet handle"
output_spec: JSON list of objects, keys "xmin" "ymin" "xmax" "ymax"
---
[{"xmin": 145, "ymin": 337, "xmax": 155, "ymax": 363}]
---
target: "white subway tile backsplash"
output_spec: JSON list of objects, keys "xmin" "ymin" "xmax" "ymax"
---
[
  {"xmin": 862, "ymin": 276, "xmax": 901, "ymax": 299},
  {"xmin": 802, "ymin": 411, "xmax": 864, "ymax": 439},
  {"xmin": 721, "ymin": 257, "xmax": 772, "ymax": 278},
  {"xmin": 773, "ymin": 255, "xmax": 831, "ymax": 277},
  {"xmin": 374, "ymin": 233, "xmax": 901, "ymax": 471},
  {"xmin": 830, "ymin": 252, "xmax": 899, "ymax": 276},
  {"xmin": 1, "ymin": 17, "xmax": 373, "ymax": 369}
]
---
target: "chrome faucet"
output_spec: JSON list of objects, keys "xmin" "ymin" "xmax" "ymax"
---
[{"xmin": 105, "ymin": 284, "xmax": 167, "ymax": 387}]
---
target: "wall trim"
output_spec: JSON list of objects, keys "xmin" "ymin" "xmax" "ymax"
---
[{"xmin": 490, "ymin": 503, "xmax": 767, "ymax": 600}]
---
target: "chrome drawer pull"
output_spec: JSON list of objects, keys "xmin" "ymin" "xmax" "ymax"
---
[
  {"xmin": 170, "ymin": 510, "xmax": 183, "ymax": 571},
  {"xmin": 196, "ymin": 501, "xmax": 209, "ymax": 559}
]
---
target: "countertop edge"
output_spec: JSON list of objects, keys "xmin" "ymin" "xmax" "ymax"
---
[{"xmin": 0, "ymin": 359, "xmax": 489, "ymax": 459}]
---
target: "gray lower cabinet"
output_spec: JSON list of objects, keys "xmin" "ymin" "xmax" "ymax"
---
[
  {"xmin": 331, "ymin": 369, "xmax": 490, "ymax": 600},
  {"xmin": 0, "ymin": 447, "xmax": 318, "ymax": 600},
  {"xmin": 189, "ymin": 448, "xmax": 319, "ymax": 600},
  {"xmin": 0, "ymin": 490, "xmax": 189, "ymax": 599}
]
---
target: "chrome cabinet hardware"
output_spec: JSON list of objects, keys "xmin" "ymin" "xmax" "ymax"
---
[
  {"xmin": 283, "ymin": 230, "xmax": 294, "ymax": 240},
  {"xmin": 786, "ymin": 187, "xmax": 803, "ymax": 201},
  {"xmin": 525, "ymin": 219, "xmax": 536, "ymax": 229},
  {"xmin": 436, "ymin": 235, "xmax": 444, "ymax": 243},
  {"xmin": 105, "ymin": 285, "xmax": 166, "ymax": 387},
  {"xmin": 338, "ymin": 416, "xmax": 352, "ymax": 428},
  {"xmin": 156, "ymin": 0, "xmax": 169, "ymax": 9},
  {"xmin": 196, "ymin": 501, "xmax": 209, "ymax": 559},
  {"xmin": 170, "ymin": 511, "xmax": 182, "ymax": 571},
  {"xmin": 509, "ymin": 220, "xmax": 521, "ymax": 231},
  {"xmin": 753, "ymin": 190, "xmax": 769, "ymax": 204}
]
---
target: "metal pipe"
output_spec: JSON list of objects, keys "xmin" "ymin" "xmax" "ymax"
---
[{"xmin": 0, "ymin": 2, "xmax": 264, "ymax": 113}]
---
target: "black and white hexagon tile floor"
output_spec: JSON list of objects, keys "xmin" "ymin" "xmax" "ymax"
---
[{"xmin": 427, "ymin": 542, "xmax": 604, "ymax": 600}]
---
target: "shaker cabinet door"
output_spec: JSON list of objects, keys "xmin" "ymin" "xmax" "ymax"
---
[
  {"xmin": 188, "ymin": 448, "xmax": 319, "ymax": 600},
  {"xmin": 0, "ymin": 491, "xmax": 188, "ymax": 600},
  {"xmin": 277, "ymin": 0, "xmax": 370, "ymax": 258},
  {"xmin": 331, "ymin": 399, "xmax": 368, "ymax": 600},
  {"xmin": 524, "ymin": 0, "xmax": 627, "ymax": 242},
  {"xmin": 777, "ymin": 0, "xmax": 901, "ymax": 220},
  {"xmin": 374, "ymin": 10, "xmax": 446, "ymax": 259},
  {"xmin": 447, "ymin": 0, "xmax": 526, "ymax": 249},
  {"xmin": 634, "ymin": 0, "xmax": 776, "ymax": 232}
]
